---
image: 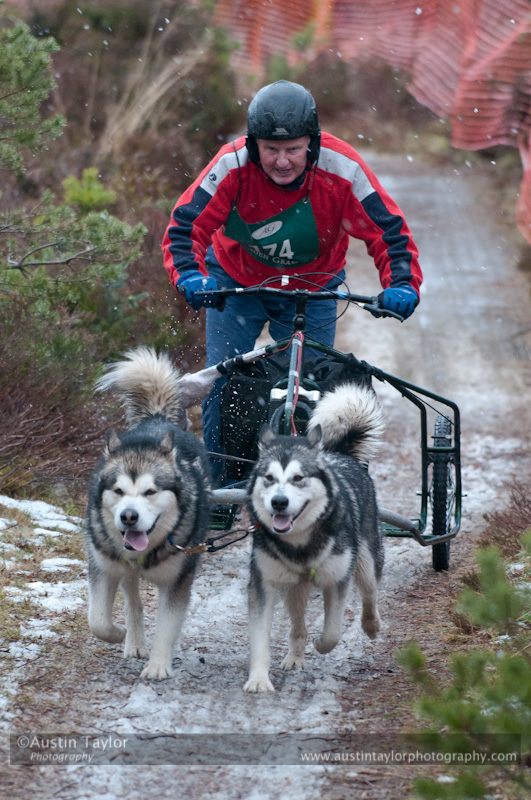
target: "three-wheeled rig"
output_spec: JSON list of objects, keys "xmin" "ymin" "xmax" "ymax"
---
[{"xmin": 180, "ymin": 276, "xmax": 461, "ymax": 572}]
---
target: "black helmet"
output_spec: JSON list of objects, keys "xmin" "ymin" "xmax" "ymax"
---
[{"xmin": 246, "ymin": 80, "xmax": 321, "ymax": 166}]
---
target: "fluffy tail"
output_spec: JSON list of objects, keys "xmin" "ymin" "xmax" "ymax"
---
[
  {"xmin": 308, "ymin": 383, "xmax": 385, "ymax": 463},
  {"xmin": 96, "ymin": 347, "xmax": 183, "ymax": 428}
]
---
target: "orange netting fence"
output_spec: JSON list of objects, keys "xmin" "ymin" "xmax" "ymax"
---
[{"xmin": 214, "ymin": 0, "xmax": 531, "ymax": 243}]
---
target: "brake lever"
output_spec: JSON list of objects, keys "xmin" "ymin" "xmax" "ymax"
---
[
  {"xmin": 198, "ymin": 289, "xmax": 226, "ymax": 312},
  {"xmin": 177, "ymin": 286, "xmax": 226, "ymax": 312},
  {"xmin": 363, "ymin": 302, "xmax": 405, "ymax": 322}
]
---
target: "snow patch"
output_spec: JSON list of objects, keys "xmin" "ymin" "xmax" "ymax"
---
[
  {"xmin": 6, "ymin": 580, "xmax": 86, "ymax": 612},
  {"xmin": 41, "ymin": 557, "xmax": 85, "ymax": 572}
]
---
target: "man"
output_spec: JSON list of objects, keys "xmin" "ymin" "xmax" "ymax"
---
[{"xmin": 162, "ymin": 80, "xmax": 422, "ymax": 483}]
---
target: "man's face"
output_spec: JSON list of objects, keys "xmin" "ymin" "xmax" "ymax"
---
[{"xmin": 256, "ymin": 136, "xmax": 310, "ymax": 185}]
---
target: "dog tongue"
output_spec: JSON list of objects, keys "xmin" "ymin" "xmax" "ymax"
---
[
  {"xmin": 124, "ymin": 530, "xmax": 149, "ymax": 551},
  {"xmin": 273, "ymin": 514, "xmax": 293, "ymax": 532}
]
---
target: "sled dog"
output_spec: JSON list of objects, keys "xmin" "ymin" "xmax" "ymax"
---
[
  {"xmin": 86, "ymin": 347, "xmax": 211, "ymax": 680},
  {"xmin": 244, "ymin": 383, "xmax": 385, "ymax": 692}
]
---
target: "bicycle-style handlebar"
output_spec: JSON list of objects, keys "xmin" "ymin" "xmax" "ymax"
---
[{"xmin": 180, "ymin": 282, "xmax": 405, "ymax": 322}]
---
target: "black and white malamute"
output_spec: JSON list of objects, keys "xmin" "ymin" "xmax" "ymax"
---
[
  {"xmin": 86, "ymin": 347, "xmax": 211, "ymax": 680},
  {"xmin": 244, "ymin": 383, "xmax": 385, "ymax": 692}
]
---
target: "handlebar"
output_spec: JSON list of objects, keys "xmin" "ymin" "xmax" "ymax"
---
[{"xmin": 182, "ymin": 283, "xmax": 405, "ymax": 322}]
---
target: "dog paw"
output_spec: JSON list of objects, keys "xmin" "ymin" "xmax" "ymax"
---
[
  {"xmin": 280, "ymin": 653, "xmax": 306, "ymax": 671},
  {"xmin": 123, "ymin": 641, "xmax": 149, "ymax": 659},
  {"xmin": 361, "ymin": 615, "xmax": 380, "ymax": 640},
  {"xmin": 243, "ymin": 676, "xmax": 275, "ymax": 693},
  {"xmin": 313, "ymin": 635, "xmax": 339, "ymax": 654},
  {"xmin": 141, "ymin": 661, "xmax": 174, "ymax": 681},
  {"xmin": 90, "ymin": 623, "xmax": 126, "ymax": 644}
]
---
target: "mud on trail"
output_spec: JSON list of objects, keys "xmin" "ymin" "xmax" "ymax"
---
[{"xmin": 1, "ymin": 154, "xmax": 531, "ymax": 799}]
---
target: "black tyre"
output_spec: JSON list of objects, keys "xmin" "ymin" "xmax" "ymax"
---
[
  {"xmin": 430, "ymin": 415, "xmax": 455, "ymax": 571},
  {"xmin": 268, "ymin": 400, "xmax": 314, "ymax": 436},
  {"xmin": 268, "ymin": 402, "xmax": 288, "ymax": 435}
]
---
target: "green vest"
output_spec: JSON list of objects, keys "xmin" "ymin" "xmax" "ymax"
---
[{"xmin": 224, "ymin": 194, "xmax": 320, "ymax": 269}]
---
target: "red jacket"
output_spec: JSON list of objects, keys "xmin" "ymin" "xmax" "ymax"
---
[{"xmin": 162, "ymin": 132, "xmax": 422, "ymax": 295}]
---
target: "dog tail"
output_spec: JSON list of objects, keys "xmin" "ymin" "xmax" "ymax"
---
[
  {"xmin": 308, "ymin": 383, "xmax": 385, "ymax": 463},
  {"xmin": 96, "ymin": 347, "xmax": 183, "ymax": 428}
]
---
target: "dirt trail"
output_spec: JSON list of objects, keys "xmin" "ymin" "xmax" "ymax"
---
[{"xmin": 2, "ymin": 154, "xmax": 531, "ymax": 799}]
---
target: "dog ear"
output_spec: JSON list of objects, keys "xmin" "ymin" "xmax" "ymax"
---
[
  {"xmin": 105, "ymin": 429, "xmax": 121, "ymax": 454},
  {"xmin": 307, "ymin": 424, "xmax": 322, "ymax": 448},
  {"xmin": 159, "ymin": 430, "xmax": 175, "ymax": 455},
  {"xmin": 258, "ymin": 423, "xmax": 277, "ymax": 447}
]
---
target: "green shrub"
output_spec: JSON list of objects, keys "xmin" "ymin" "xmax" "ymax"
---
[{"xmin": 62, "ymin": 168, "xmax": 117, "ymax": 213}]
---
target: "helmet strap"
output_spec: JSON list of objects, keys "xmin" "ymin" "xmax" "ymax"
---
[{"xmin": 245, "ymin": 135, "xmax": 260, "ymax": 165}]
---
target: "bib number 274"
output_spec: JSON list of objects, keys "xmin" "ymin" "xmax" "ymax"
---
[{"xmin": 261, "ymin": 239, "xmax": 294, "ymax": 259}]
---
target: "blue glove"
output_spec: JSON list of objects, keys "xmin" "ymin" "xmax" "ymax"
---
[
  {"xmin": 378, "ymin": 285, "xmax": 418, "ymax": 319},
  {"xmin": 176, "ymin": 270, "xmax": 220, "ymax": 310}
]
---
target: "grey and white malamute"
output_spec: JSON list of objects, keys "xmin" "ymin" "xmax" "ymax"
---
[
  {"xmin": 86, "ymin": 347, "xmax": 211, "ymax": 680},
  {"xmin": 244, "ymin": 383, "xmax": 385, "ymax": 692}
]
